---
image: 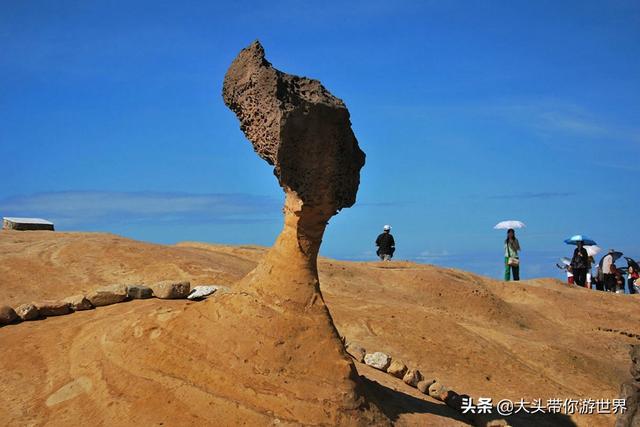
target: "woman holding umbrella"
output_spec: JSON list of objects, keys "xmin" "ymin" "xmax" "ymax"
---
[
  {"xmin": 504, "ymin": 228, "xmax": 521, "ymax": 281},
  {"xmin": 494, "ymin": 221, "xmax": 524, "ymax": 282},
  {"xmin": 570, "ymin": 241, "xmax": 590, "ymax": 288}
]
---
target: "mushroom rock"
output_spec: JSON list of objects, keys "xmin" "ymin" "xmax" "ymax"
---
[
  {"xmin": 222, "ymin": 40, "xmax": 365, "ymax": 305},
  {"xmin": 207, "ymin": 40, "xmax": 383, "ymax": 424},
  {"xmin": 106, "ymin": 41, "xmax": 386, "ymax": 426}
]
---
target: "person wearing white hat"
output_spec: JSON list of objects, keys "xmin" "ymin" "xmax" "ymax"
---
[{"xmin": 375, "ymin": 225, "xmax": 395, "ymax": 261}]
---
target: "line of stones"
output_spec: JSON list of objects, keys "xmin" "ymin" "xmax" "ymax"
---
[
  {"xmin": 345, "ymin": 342, "xmax": 510, "ymax": 427},
  {"xmin": 0, "ymin": 281, "xmax": 213, "ymax": 327}
]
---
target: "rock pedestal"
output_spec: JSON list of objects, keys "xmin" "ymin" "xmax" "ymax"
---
[{"xmin": 110, "ymin": 41, "xmax": 385, "ymax": 425}]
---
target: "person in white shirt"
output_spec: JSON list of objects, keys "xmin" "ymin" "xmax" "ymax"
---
[{"xmin": 601, "ymin": 251, "xmax": 615, "ymax": 292}]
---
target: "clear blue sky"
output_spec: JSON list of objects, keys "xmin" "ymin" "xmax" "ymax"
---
[{"xmin": 1, "ymin": 0, "xmax": 639, "ymax": 280}]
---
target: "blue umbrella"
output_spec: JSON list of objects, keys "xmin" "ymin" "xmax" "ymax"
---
[{"xmin": 564, "ymin": 235, "xmax": 597, "ymax": 246}]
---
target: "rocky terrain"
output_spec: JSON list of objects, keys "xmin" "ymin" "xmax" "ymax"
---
[{"xmin": 0, "ymin": 230, "xmax": 636, "ymax": 426}]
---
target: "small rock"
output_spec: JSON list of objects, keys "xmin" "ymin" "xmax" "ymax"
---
[
  {"xmin": 403, "ymin": 369, "xmax": 424, "ymax": 387},
  {"xmin": 63, "ymin": 295, "xmax": 93, "ymax": 311},
  {"xmin": 386, "ymin": 360, "xmax": 408, "ymax": 378},
  {"xmin": 87, "ymin": 284, "xmax": 128, "ymax": 307},
  {"xmin": 35, "ymin": 301, "xmax": 71, "ymax": 316},
  {"xmin": 187, "ymin": 285, "xmax": 218, "ymax": 300},
  {"xmin": 485, "ymin": 420, "xmax": 509, "ymax": 427},
  {"xmin": 364, "ymin": 352, "xmax": 391, "ymax": 370},
  {"xmin": 417, "ymin": 378, "xmax": 436, "ymax": 394},
  {"xmin": 150, "ymin": 280, "xmax": 191, "ymax": 299},
  {"xmin": 127, "ymin": 285, "xmax": 153, "ymax": 300},
  {"xmin": 15, "ymin": 303, "xmax": 39, "ymax": 321},
  {"xmin": 428, "ymin": 381, "xmax": 449, "ymax": 401},
  {"xmin": 345, "ymin": 342, "xmax": 366, "ymax": 363},
  {"xmin": 0, "ymin": 305, "xmax": 18, "ymax": 324}
]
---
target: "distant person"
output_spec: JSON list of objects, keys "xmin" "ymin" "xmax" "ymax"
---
[
  {"xmin": 504, "ymin": 228, "xmax": 520, "ymax": 281},
  {"xmin": 586, "ymin": 256, "xmax": 595, "ymax": 289},
  {"xmin": 602, "ymin": 250, "xmax": 615, "ymax": 292},
  {"xmin": 628, "ymin": 265, "xmax": 639, "ymax": 294},
  {"xmin": 375, "ymin": 225, "xmax": 395, "ymax": 261},
  {"xmin": 570, "ymin": 241, "xmax": 589, "ymax": 287},
  {"xmin": 593, "ymin": 265, "xmax": 604, "ymax": 291},
  {"xmin": 567, "ymin": 265, "xmax": 574, "ymax": 285},
  {"xmin": 611, "ymin": 264, "xmax": 624, "ymax": 294}
]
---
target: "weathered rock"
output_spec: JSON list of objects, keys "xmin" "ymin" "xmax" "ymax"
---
[
  {"xmin": 187, "ymin": 285, "xmax": 218, "ymax": 300},
  {"xmin": 15, "ymin": 303, "xmax": 39, "ymax": 321},
  {"xmin": 127, "ymin": 284, "xmax": 153, "ymax": 300},
  {"xmin": 222, "ymin": 41, "xmax": 365, "ymax": 221},
  {"xmin": 35, "ymin": 301, "xmax": 71, "ymax": 316},
  {"xmin": 364, "ymin": 352, "xmax": 391, "ymax": 371},
  {"xmin": 63, "ymin": 295, "xmax": 93, "ymax": 311},
  {"xmin": 87, "ymin": 284, "xmax": 128, "ymax": 307},
  {"xmin": 617, "ymin": 345, "xmax": 640, "ymax": 427},
  {"xmin": 484, "ymin": 419, "xmax": 510, "ymax": 427},
  {"xmin": 428, "ymin": 381, "xmax": 450, "ymax": 401},
  {"xmin": 417, "ymin": 379, "xmax": 436, "ymax": 394},
  {"xmin": 0, "ymin": 305, "xmax": 18, "ymax": 324},
  {"xmin": 216, "ymin": 42, "xmax": 385, "ymax": 423},
  {"xmin": 616, "ymin": 381, "xmax": 639, "ymax": 427},
  {"xmin": 150, "ymin": 281, "xmax": 190, "ymax": 299},
  {"xmin": 345, "ymin": 342, "xmax": 366, "ymax": 363},
  {"xmin": 631, "ymin": 345, "xmax": 640, "ymax": 382},
  {"xmin": 402, "ymin": 368, "xmax": 423, "ymax": 387},
  {"xmin": 386, "ymin": 360, "xmax": 408, "ymax": 378}
]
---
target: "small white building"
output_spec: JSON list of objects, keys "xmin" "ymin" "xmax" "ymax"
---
[{"xmin": 2, "ymin": 217, "xmax": 55, "ymax": 231}]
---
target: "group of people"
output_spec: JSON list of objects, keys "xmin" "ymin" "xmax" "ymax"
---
[
  {"xmin": 374, "ymin": 225, "xmax": 523, "ymax": 281},
  {"xmin": 566, "ymin": 247, "xmax": 639, "ymax": 294},
  {"xmin": 375, "ymin": 225, "xmax": 639, "ymax": 294}
]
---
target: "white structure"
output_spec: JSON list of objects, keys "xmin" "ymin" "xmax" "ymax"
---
[{"xmin": 2, "ymin": 217, "xmax": 54, "ymax": 231}]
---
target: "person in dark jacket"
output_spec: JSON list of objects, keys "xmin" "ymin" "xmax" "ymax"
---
[
  {"xmin": 570, "ymin": 241, "xmax": 590, "ymax": 287},
  {"xmin": 375, "ymin": 225, "xmax": 395, "ymax": 261}
]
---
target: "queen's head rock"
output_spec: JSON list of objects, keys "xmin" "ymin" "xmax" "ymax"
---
[{"xmin": 223, "ymin": 40, "xmax": 365, "ymax": 260}]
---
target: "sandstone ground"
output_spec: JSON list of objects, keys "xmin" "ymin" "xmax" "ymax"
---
[{"xmin": 0, "ymin": 231, "xmax": 635, "ymax": 426}]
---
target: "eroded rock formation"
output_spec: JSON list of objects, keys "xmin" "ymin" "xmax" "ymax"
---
[
  {"xmin": 222, "ymin": 40, "xmax": 365, "ymax": 303},
  {"xmin": 0, "ymin": 41, "xmax": 385, "ymax": 426},
  {"xmin": 616, "ymin": 345, "xmax": 640, "ymax": 426},
  {"xmin": 211, "ymin": 40, "xmax": 383, "ymax": 424}
]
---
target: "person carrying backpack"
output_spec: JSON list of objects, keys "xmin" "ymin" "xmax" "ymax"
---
[
  {"xmin": 375, "ymin": 225, "xmax": 395, "ymax": 261},
  {"xmin": 570, "ymin": 240, "xmax": 589, "ymax": 287}
]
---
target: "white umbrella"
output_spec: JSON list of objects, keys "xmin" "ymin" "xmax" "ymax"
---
[
  {"xmin": 586, "ymin": 245, "xmax": 602, "ymax": 257},
  {"xmin": 494, "ymin": 220, "xmax": 526, "ymax": 230}
]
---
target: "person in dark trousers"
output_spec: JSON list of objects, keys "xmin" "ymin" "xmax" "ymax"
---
[
  {"xmin": 375, "ymin": 225, "xmax": 395, "ymax": 261},
  {"xmin": 593, "ymin": 265, "xmax": 604, "ymax": 291},
  {"xmin": 627, "ymin": 265, "xmax": 640, "ymax": 294},
  {"xmin": 504, "ymin": 228, "xmax": 520, "ymax": 281},
  {"xmin": 570, "ymin": 240, "xmax": 589, "ymax": 287},
  {"xmin": 629, "ymin": 266, "xmax": 639, "ymax": 294}
]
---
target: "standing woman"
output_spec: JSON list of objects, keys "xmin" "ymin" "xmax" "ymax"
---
[
  {"xmin": 570, "ymin": 241, "xmax": 589, "ymax": 287},
  {"xmin": 504, "ymin": 228, "xmax": 521, "ymax": 281}
]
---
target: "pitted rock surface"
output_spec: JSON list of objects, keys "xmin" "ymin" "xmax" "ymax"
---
[{"xmin": 222, "ymin": 40, "xmax": 365, "ymax": 213}]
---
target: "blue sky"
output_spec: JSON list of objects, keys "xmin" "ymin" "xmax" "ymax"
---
[{"xmin": 1, "ymin": 0, "xmax": 639, "ymax": 280}]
